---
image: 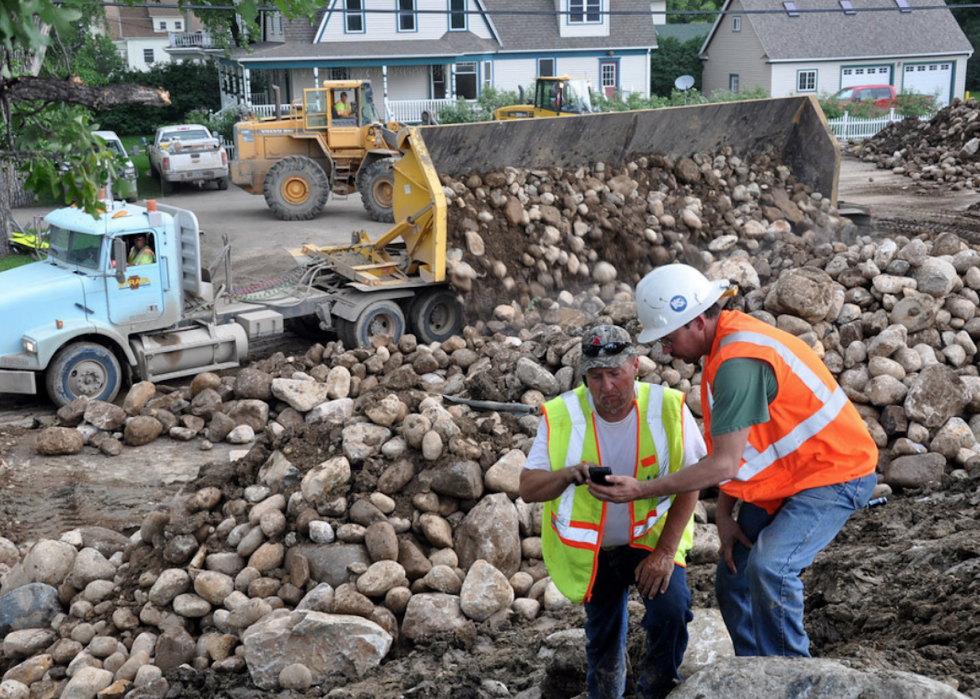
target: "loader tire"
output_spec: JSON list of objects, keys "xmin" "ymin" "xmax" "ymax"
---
[
  {"xmin": 264, "ymin": 156, "xmax": 330, "ymax": 221},
  {"xmin": 358, "ymin": 158, "xmax": 396, "ymax": 223},
  {"xmin": 336, "ymin": 300, "xmax": 405, "ymax": 349},
  {"xmin": 408, "ymin": 288, "xmax": 463, "ymax": 344},
  {"xmin": 46, "ymin": 342, "xmax": 122, "ymax": 407}
]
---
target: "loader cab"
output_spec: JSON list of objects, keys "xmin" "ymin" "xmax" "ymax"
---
[
  {"xmin": 303, "ymin": 81, "xmax": 382, "ymax": 151},
  {"xmin": 534, "ymin": 77, "xmax": 593, "ymax": 116}
]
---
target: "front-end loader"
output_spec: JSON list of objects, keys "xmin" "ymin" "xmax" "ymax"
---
[
  {"xmin": 493, "ymin": 75, "xmax": 598, "ymax": 120},
  {"xmin": 230, "ymin": 80, "xmax": 402, "ymax": 223}
]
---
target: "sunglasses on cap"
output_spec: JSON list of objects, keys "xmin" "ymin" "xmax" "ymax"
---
[{"xmin": 582, "ymin": 341, "xmax": 631, "ymax": 358}]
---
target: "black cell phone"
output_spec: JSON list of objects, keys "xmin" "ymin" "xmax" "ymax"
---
[{"xmin": 589, "ymin": 466, "xmax": 612, "ymax": 485}]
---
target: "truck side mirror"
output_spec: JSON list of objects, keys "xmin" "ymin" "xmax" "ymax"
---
[
  {"xmin": 141, "ymin": 137, "xmax": 148, "ymax": 148},
  {"xmin": 113, "ymin": 238, "xmax": 128, "ymax": 283}
]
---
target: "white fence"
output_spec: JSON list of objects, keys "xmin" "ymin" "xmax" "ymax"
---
[
  {"xmin": 826, "ymin": 109, "xmax": 933, "ymax": 141},
  {"xmin": 239, "ymin": 99, "xmax": 470, "ymax": 124}
]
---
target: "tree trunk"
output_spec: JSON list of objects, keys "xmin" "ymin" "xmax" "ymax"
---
[
  {"xmin": 4, "ymin": 77, "xmax": 171, "ymax": 109},
  {"xmin": 0, "ymin": 162, "xmax": 12, "ymax": 257}
]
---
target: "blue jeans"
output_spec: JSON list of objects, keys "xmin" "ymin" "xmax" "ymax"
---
[
  {"xmin": 716, "ymin": 472, "xmax": 876, "ymax": 657},
  {"xmin": 583, "ymin": 546, "xmax": 692, "ymax": 699}
]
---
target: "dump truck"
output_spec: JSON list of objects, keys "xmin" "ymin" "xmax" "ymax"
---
[
  {"xmin": 493, "ymin": 76, "xmax": 598, "ymax": 120},
  {"xmin": 0, "ymin": 95, "xmax": 837, "ymax": 407},
  {"xmin": 230, "ymin": 80, "xmax": 402, "ymax": 223}
]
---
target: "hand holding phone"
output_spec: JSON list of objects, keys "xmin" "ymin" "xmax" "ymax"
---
[{"xmin": 589, "ymin": 466, "xmax": 612, "ymax": 485}]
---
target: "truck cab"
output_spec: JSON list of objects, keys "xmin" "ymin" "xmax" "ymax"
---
[{"xmin": 0, "ymin": 199, "xmax": 244, "ymax": 407}]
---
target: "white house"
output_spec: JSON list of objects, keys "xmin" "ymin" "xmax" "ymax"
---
[
  {"xmin": 698, "ymin": 0, "xmax": 974, "ymax": 106},
  {"xmin": 104, "ymin": 5, "xmax": 218, "ymax": 72},
  {"xmin": 220, "ymin": 0, "xmax": 657, "ymax": 119}
]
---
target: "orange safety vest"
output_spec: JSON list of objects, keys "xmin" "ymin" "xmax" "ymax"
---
[{"xmin": 702, "ymin": 310, "xmax": 877, "ymax": 514}]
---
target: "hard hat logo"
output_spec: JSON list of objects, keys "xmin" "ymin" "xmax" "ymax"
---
[{"xmin": 635, "ymin": 264, "xmax": 733, "ymax": 343}]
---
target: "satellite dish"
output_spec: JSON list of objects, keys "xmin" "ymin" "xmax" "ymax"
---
[{"xmin": 675, "ymin": 75, "xmax": 695, "ymax": 91}]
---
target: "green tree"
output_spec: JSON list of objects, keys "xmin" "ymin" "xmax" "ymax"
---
[
  {"xmin": 669, "ymin": 0, "xmax": 721, "ymax": 24},
  {"xmin": 650, "ymin": 36, "xmax": 703, "ymax": 97},
  {"xmin": 946, "ymin": 0, "xmax": 980, "ymax": 92}
]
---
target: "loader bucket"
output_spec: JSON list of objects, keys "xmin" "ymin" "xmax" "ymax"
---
[
  {"xmin": 417, "ymin": 95, "xmax": 838, "ymax": 205},
  {"xmin": 381, "ymin": 95, "xmax": 838, "ymax": 286}
]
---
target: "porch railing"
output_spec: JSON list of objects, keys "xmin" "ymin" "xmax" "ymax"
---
[{"xmin": 168, "ymin": 31, "xmax": 217, "ymax": 49}]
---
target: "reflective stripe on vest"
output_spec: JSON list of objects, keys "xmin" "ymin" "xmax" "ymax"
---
[
  {"xmin": 703, "ymin": 311, "xmax": 877, "ymax": 510},
  {"xmin": 540, "ymin": 382, "xmax": 691, "ymax": 603}
]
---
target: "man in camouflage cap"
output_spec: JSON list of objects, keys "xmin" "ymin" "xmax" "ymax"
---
[{"xmin": 519, "ymin": 324, "xmax": 706, "ymax": 699}]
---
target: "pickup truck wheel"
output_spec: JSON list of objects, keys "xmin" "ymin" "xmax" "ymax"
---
[
  {"xmin": 336, "ymin": 300, "xmax": 405, "ymax": 349},
  {"xmin": 45, "ymin": 342, "xmax": 122, "ymax": 407},
  {"xmin": 161, "ymin": 178, "xmax": 176, "ymax": 195},
  {"xmin": 217, "ymin": 176, "xmax": 230, "ymax": 191},
  {"xmin": 149, "ymin": 163, "xmax": 160, "ymax": 180},
  {"xmin": 358, "ymin": 158, "xmax": 396, "ymax": 223},
  {"xmin": 264, "ymin": 156, "xmax": 329, "ymax": 221},
  {"xmin": 408, "ymin": 289, "xmax": 464, "ymax": 344}
]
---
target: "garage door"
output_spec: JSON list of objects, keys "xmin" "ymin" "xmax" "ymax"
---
[{"xmin": 903, "ymin": 63, "xmax": 952, "ymax": 106}]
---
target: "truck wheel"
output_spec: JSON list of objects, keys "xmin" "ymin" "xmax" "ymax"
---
[
  {"xmin": 217, "ymin": 176, "xmax": 229, "ymax": 191},
  {"xmin": 408, "ymin": 288, "xmax": 464, "ymax": 344},
  {"xmin": 149, "ymin": 163, "xmax": 160, "ymax": 180},
  {"xmin": 161, "ymin": 178, "xmax": 176, "ymax": 195},
  {"xmin": 45, "ymin": 342, "xmax": 122, "ymax": 407},
  {"xmin": 264, "ymin": 156, "xmax": 329, "ymax": 221},
  {"xmin": 358, "ymin": 158, "xmax": 396, "ymax": 223},
  {"xmin": 336, "ymin": 300, "xmax": 405, "ymax": 349}
]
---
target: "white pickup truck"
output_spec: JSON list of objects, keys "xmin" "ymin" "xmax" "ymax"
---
[{"xmin": 146, "ymin": 124, "xmax": 229, "ymax": 194}]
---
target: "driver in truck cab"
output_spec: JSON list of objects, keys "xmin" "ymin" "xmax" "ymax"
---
[{"xmin": 127, "ymin": 233, "xmax": 155, "ymax": 265}]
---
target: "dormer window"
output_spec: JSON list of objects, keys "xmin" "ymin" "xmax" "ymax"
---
[
  {"xmin": 158, "ymin": 20, "xmax": 167, "ymax": 31},
  {"xmin": 570, "ymin": 0, "xmax": 601, "ymax": 24},
  {"xmin": 732, "ymin": 15, "xmax": 741, "ymax": 31}
]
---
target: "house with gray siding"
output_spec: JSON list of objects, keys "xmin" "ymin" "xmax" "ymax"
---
[
  {"xmin": 699, "ymin": 0, "xmax": 973, "ymax": 106},
  {"xmin": 219, "ymin": 0, "xmax": 657, "ymax": 120}
]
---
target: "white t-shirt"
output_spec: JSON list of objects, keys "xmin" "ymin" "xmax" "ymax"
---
[{"xmin": 526, "ymin": 387, "xmax": 707, "ymax": 546}]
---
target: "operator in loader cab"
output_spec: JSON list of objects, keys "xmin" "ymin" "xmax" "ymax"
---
[{"xmin": 335, "ymin": 92, "xmax": 352, "ymax": 118}]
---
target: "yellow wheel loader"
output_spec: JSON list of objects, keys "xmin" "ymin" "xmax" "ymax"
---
[
  {"xmin": 493, "ymin": 75, "xmax": 597, "ymax": 120},
  {"xmin": 230, "ymin": 80, "xmax": 402, "ymax": 223}
]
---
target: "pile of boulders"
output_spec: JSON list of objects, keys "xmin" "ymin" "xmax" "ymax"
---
[
  {"xmin": 5, "ymin": 148, "xmax": 980, "ymax": 698},
  {"xmin": 847, "ymin": 97, "xmax": 980, "ymax": 189}
]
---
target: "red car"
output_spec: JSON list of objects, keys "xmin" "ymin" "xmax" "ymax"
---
[{"xmin": 834, "ymin": 84, "xmax": 898, "ymax": 109}]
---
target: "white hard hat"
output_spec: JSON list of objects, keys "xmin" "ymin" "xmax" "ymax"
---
[{"xmin": 636, "ymin": 264, "xmax": 733, "ymax": 343}]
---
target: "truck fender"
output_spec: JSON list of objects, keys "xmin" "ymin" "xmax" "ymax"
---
[
  {"xmin": 29, "ymin": 319, "xmax": 136, "ymax": 371},
  {"xmin": 326, "ymin": 288, "xmax": 416, "ymax": 323}
]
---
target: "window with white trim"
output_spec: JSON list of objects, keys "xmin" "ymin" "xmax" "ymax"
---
[
  {"xmin": 797, "ymin": 69, "xmax": 816, "ymax": 92},
  {"xmin": 570, "ymin": 0, "xmax": 601, "ymax": 23},
  {"xmin": 484, "ymin": 61, "xmax": 493, "ymax": 87},
  {"xmin": 175, "ymin": 20, "xmax": 182, "ymax": 30},
  {"xmin": 601, "ymin": 63, "xmax": 617, "ymax": 89},
  {"xmin": 732, "ymin": 15, "xmax": 741, "ymax": 31},
  {"xmin": 449, "ymin": 0, "xmax": 466, "ymax": 30},
  {"xmin": 329, "ymin": 67, "xmax": 350, "ymax": 80},
  {"xmin": 143, "ymin": 48, "xmax": 155, "ymax": 64},
  {"xmin": 158, "ymin": 20, "xmax": 167, "ymax": 31},
  {"xmin": 346, "ymin": 0, "xmax": 365, "ymax": 32},
  {"xmin": 456, "ymin": 61, "xmax": 478, "ymax": 99},
  {"xmin": 729, "ymin": 74, "xmax": 739, "ymax": 93},
  {"xmin": 398, "ymin": 0, "xmax": 416, "ymax": 31}
]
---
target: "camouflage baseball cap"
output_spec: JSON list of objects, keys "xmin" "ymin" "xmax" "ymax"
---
[{"xmin": 579, "ymin": 324, "xmax": 637, "ymax": 374}]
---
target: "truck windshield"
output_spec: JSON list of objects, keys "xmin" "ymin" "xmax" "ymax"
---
[
  {"xmin": 836, "ymin": 88, "xmax": 857, "ymax": 100},
  {"xmin": 562, "ymin": 80, "xmax": 593, "ymax": 114},
  {"xmin": 48, "ymin": 225, "xmax": 102, "ymax": 269}
]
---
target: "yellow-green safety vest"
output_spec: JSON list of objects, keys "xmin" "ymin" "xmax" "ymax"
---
[{"xmin": 540, "ymin": 381, "xmax": 693, "ymax": 604}]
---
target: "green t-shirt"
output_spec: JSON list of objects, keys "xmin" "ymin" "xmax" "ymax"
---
[{"xmin": 709, "ymin": 357, "xmax": 778, "ymax": 436}]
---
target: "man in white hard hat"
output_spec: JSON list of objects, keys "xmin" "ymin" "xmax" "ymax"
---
[
  {"xmin": 519, "ymin": 324, "xmax": 707, "ymax": 699},
  {"xmin": 590, "ymin": 265, "xmax": 878, "ymax": 659}
]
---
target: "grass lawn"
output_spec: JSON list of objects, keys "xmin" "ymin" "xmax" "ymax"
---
[{"xmin": 0, "ymin": 253, "xmax": 35, "ymax": 272}]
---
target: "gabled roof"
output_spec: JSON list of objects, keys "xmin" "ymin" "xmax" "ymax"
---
[
  {"xmin": 238, "ymin": 0, "xmax": 656, "ymax": 64},
  {"xmin": 701, "ymin": 0, "xmax": 973, "ymax": 61}
]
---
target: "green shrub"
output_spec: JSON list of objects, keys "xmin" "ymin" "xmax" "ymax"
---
[{"xmin": 896, "ymin": 90, "xmax": 937, "ymax": 118}]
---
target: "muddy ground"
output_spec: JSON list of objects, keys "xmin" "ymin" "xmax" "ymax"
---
[{"xmin": 1, "ymin": 156, "xmax": 979, "ymax": 698}]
